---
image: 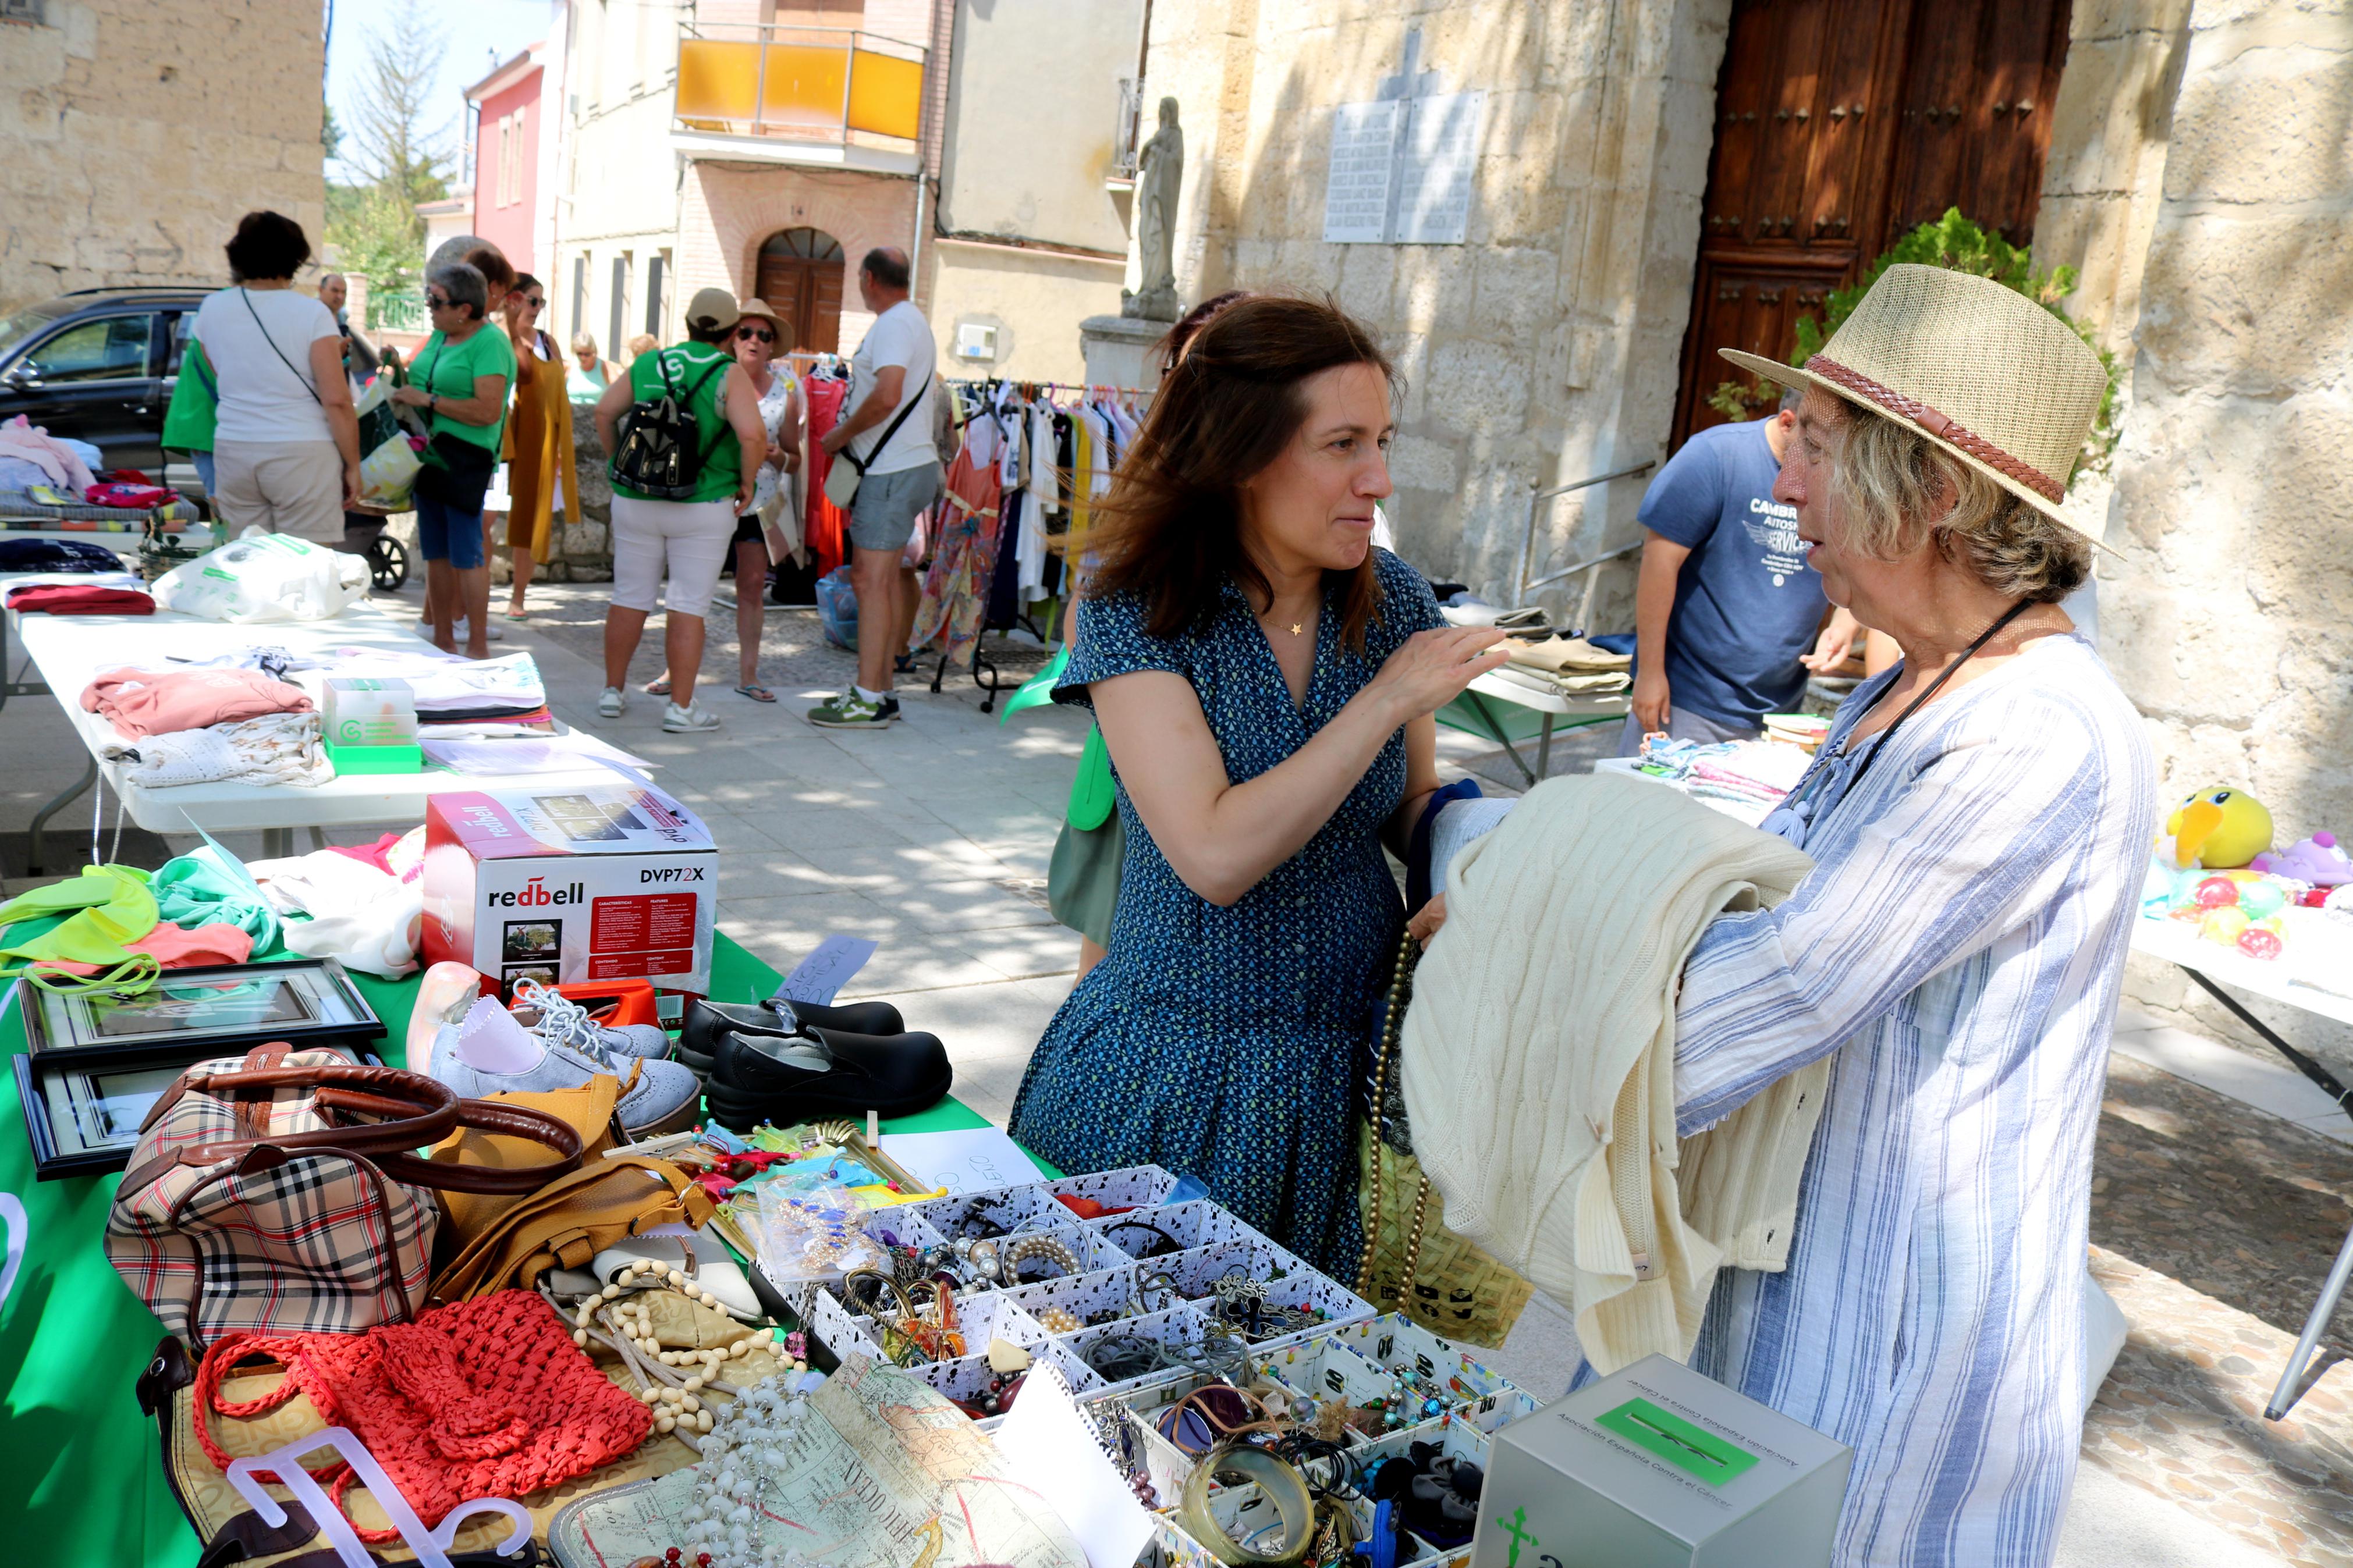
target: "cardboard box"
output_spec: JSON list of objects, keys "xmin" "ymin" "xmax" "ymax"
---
[
  {"xmin": 423, "ymin": 780, "xmax": 718, "ymax": 995},
  {"xmin": 1468, "ymin": 1354, "xmax": 1850, "ymax": 1568}
]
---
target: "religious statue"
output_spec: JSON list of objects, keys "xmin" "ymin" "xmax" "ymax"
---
[{"xmin": 1123, "ymin": 96, "xmax": 1184, "ymax": 322}]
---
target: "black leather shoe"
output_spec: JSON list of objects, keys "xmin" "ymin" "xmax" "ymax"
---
[
  {"xmin": 705, "ymin": 1023, "xmax": 952, "ymax": 1130},
  {"xmin": 677, "ymin": 996, "xmax": 907, "ymax": 1072}
]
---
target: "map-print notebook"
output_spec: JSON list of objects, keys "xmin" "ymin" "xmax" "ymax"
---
[{"xmin": 548, "ymin": 1354, "xmax": 1087, "ymax": 1568}]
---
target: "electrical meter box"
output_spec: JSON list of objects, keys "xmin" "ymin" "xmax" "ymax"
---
[{"xmin": 1469, "ymin": 1354, "xmax": 1851, "ymax": 1568}]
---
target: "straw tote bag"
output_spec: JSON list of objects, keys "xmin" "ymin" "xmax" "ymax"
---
[{"xmin": 1357, "ymin": 936, "xmax": 1535, "ymax": 1347}]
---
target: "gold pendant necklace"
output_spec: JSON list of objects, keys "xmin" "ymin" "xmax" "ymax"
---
[{"xmin": 1289, "ymin": 622, "xmax": 1304, "ymax": 637}]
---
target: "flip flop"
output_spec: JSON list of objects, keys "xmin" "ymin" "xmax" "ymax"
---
[
  {"xmin": 644, "ymin": 675, "xmax": 673, "ymax": 696},
  {"xmin": 503, "ymin": 607, "xmax": 530, "ymax": 621},
  {"xmin": 734, "ymin": 683, "xmax": 776, "ymax": 703}
]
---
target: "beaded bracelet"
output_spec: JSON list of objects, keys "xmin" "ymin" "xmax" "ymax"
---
[{"xmin": 1003, "ymin": 1234, "xmax": 1081, "ymax": 1282}]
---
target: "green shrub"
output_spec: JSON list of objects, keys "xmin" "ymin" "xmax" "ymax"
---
[{"xmin": 1710, "ymin": 208, "xmax": 2120, "ymax": 472}]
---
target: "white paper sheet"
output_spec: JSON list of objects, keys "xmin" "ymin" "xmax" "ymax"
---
[
  {"xmin": 418, "ymin": 731, "xmax": 653, "ymax": 774},
  {"xmin": 993, "ymin": 1363, "xmax": 1156, "ymax": 1568},
  {"xmin": 874, "ymin": 1127, "xmax": 1048, "ymax": 1194}
]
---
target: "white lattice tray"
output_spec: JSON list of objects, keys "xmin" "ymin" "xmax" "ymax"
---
[
  {"xmin": 1058, "ymin": 1304, "xmax": 1221, "ymax": 1395},
  {"xmin": 1088, "ymin": 1197, "xmax": 1280, "ymax": 1260},
  {"xmin": 848, "ymin": 1289, "xmax": 1050, "ymax": 1363},
  {"xmin": 1002, "ymin": 1262, "xmax": 1144, "ymax": 1327},
  {"xmin": 915, "ymin": 1182, "xmax": 1067, "ymax": 1239},
  {"xmin": 1045, "ymin": 1162, "xmax": 1182, "ymax": 1213},
  {"xmin": 1330, "ymin": 1313, "xmax": 1517, "ymax": 1406}
]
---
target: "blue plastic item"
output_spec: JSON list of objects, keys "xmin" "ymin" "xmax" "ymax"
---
[{"xmin": 815, "ymin": 566, "xmax": 858, "ymax": 650}]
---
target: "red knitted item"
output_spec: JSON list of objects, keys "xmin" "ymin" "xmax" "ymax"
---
[{"xmin": 193, "ymin": 1289, "xmax": 652, "ymax": 1542}]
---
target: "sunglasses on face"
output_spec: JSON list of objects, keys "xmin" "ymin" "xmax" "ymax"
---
[
  {"xmin": 736, "ymin": 328, "xmax": 775, "ymax": 343},
  {"xmin": 520, "ymin": 296, "xmax": 545, "ymax": 310},
  {"xmin": 427, "ymin": 294, "xmax": 452, "ymax": 309}
]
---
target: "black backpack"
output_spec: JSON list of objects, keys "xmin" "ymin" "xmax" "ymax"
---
[{"xmin": 609, "ymin": 350, "xmax": 730, "ymax": 500}]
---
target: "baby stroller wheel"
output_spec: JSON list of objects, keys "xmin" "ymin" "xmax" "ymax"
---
[{"xmin": 369, "ymin": 534, "xmax": 410, "ymax": 592}]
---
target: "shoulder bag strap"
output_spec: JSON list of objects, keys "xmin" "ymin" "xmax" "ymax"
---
[
  {"xmin": 843, "ymin": 366, "xmax": 933, "ymax": 477},
  {"xmin": 239, "ymin": 289, "xmax": 324, "ymax": 408},
  {"xmin": 375, "ymin": 1098, "xmax": 586, "ymax": 1194}
]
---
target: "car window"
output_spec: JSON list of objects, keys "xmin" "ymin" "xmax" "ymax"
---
[
  {"xmin": 0, "ymin": 303, "xmax": 67, "ymax": 354},
  {"xmin": 22, "ymin": 315, "xmax": 156, "ymax": 383},
  {"xmin": 166, "ymin": 311, "xmax": 194, "ymax": 375}
]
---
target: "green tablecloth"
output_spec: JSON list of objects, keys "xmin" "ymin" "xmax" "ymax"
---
[{"xmin": 0, "ymin": 933, "xmax": 995, "ymax": 1566}]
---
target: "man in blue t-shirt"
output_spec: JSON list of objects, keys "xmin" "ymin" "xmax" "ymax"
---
[{"xmin": 1619, "ymin": 385, "xmax": 1847, "ymax": 753}]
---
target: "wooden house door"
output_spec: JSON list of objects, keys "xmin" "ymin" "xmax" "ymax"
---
[
  {"xmin": 754, "ymin": 227, "xmax": 846, "ymax": 357},
  {"xmin": 1670, "ymin": 0, "xmax": 2072, "ymax": 447}
]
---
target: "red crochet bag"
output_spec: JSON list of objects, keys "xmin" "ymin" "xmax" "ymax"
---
[{"xmin": 191, "ymin": 1290, "xmax": 651, "ymax": 1542}]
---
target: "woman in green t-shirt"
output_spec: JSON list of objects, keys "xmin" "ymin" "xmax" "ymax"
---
[
  {"xmin": 392, "ymin": 261, "xmax": 515, "ymax": 659},
  {"xmin": 588, "ymin": 286, "xmax": 766, "ymax": 734}
]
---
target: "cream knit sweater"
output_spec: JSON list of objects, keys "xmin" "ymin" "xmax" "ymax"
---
[{"xmin": 1400, "ymin": 773, "xmax": 1825, "ymax": 1374}]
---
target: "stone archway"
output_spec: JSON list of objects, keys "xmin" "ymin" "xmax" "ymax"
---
[{"xmin": 754, "ymin": 227, "xmax": 846, "ymax": 356}]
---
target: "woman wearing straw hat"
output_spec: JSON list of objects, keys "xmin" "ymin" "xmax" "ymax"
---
[
  {"xmin": 1426, "ymin": 265, "xmax": 2152, "ymax": 1564},
  {"xmin": 1669, "ymin": 266, "xmax": 2152, "ymax": 1564}
]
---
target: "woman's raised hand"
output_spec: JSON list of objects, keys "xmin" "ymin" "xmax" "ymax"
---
[{"xmin": 1367, "ymin": 625, "xmax": 1511, "ymax": 722}]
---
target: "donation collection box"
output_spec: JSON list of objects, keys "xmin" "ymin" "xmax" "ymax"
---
[{"xmin": 1469, "ymin": 1354, "xmax": 1851, "ymax": 1568}]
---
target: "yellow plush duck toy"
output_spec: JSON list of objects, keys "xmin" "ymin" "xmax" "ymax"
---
[{"xmin": 2164, "ymin": 786, "xmax": 2274, "ymax": 870}]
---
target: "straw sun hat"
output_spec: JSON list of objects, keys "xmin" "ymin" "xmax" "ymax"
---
[{"xmin": 1721, "ymin": 263, "xmax": 2109, "ymax": 542}]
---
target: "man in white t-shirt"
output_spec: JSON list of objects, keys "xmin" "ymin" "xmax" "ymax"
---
[{"xmin": 809, "ymin": 246, "xmax": 942, "ymax": 730}]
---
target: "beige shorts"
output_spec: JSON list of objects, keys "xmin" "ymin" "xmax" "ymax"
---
[{"xmin": 211, "ymin": 440, "xmax": 343, "ymax": 541}]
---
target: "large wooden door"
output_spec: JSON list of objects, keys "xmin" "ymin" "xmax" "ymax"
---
[
  {"xmin": 1670, "ymin": 0, "xmax": 2072, "ymax": 446},
  {"xmin": 754, "ymin": 227, "xmax": 846, "ymax": 357}
]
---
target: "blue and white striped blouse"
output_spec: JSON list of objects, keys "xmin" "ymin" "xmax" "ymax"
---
[{"xmin": 1673, "ymin": 631, "xmax": 2155, "ymax": 1567}]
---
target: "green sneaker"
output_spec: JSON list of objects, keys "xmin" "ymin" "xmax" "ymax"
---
[{"xmin": 807, "ymin": 690, "xmax": 901, "ymax": 728}]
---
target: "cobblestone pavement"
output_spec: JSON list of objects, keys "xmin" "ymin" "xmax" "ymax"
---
[{"xmin": 2086, "ymin": 1053, "xmax": 2353, "ymax": 1564}]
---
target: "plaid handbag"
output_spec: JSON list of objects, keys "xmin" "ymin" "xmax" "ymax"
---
[{"xmin": 106, "ymin": 1045, "xmax": 584, "ymax": 1348}]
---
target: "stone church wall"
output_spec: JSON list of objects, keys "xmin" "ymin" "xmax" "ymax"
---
[
  {"xmin": 1139, "ymin": 0, "xmax": 1733, "ymax": 625},
  {"xmin": 0, "ymin": 0, "xmax": 325, "ymax": 313}
]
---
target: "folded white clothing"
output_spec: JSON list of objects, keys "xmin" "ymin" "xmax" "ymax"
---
[
  {"xmin": 245, "ymin": 848, "xmax": 421, "ymax": 977},
  {"xmin": 307, "ymin": 647, "xmax": 546, "ymax": 711},
  {"xmin": 97, "ymin": 712, "xmax": 329, "ymax": 788}
]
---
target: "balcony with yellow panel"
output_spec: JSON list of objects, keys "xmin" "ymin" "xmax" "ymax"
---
[{"xmin": 673, "ymin": 24, "xmax": 927, "ymax": 173}]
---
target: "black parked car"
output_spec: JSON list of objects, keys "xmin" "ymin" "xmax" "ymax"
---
[{"xmin": 0, "ymin": 286, "xmax": 213, "ymax": 485}]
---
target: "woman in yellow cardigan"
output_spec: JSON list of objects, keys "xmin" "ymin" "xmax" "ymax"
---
[{"xmin": 498, "ymin": 274, "xmax": 577, "ymax": 619}]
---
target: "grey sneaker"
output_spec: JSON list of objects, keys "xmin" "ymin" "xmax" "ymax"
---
[
  {"xmin": 807, "ymin": 690, "xmax": 900, "ymax": 729},
  {"xmin": 597, "ymin": 686, "xmax": 627, "ymax": 718},
  {"xmin": 509, "ymin": 976, "xmax": 671, "ymax": 1061},
  {"xmin": 662, "ymin": 700, "xmax": 722, "ymax": 733},
  {"xmin": 425, "ymin": 996, "xmax": 701, "ymax": 1136}
]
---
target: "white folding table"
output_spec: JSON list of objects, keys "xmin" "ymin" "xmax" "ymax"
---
[
  {"xmin": 1438, "ymin": 669, "xmax": 1630, "ymax": 785},
  {"xmin": 2, "ymin": 594, "xmax": 625, "ymax": 872},
  {"xmin": 2130, "ymin": 914, "xmax": 2353, "ymax": 1418}
]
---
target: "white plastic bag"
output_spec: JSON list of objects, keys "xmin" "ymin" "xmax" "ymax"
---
[{"xmin": 152, "ymin": 530, "xmax": 370, "ymax": 623}]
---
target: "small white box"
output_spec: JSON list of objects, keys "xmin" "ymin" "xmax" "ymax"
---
[
  {"xmin": 322, "ymin": 677, "xmax": 417, "ymax": 746},
  {"xmin": 421, "ymin": 779, "xmax": 718, "ymax": 994}
]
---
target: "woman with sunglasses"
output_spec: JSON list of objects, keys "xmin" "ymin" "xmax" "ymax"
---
[
  {"xmin": 391, "ymin": 261, "xmax": 514, "ymax": 658},
  {"xmin": 722, "ymin": 299, "xmax": 801, "ymax": 702},
  {"xmin": 495, "ymin": 273, "xmax": 576, "ymax": 621}
]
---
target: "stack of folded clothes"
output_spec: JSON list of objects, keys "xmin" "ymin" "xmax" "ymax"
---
[
  {"xmin": 79, "ymin": 665, "xmax": 329, "ymax": 788},
  {"xmin": 1485, "ymin": 632, "xmax": 1632, "ymax": 701}
]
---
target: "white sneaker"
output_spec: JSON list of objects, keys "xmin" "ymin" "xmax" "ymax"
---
[
  {"xmin": 598, "ymin": 687, "xmax": 627, "ymax": 718},
  {"xmin": 486, "ymin": 620, "xmax": 505, "ymax": 641},
  {"xmin": 663, "ymin": 701, "xmax": 722, "ymax": 733}
]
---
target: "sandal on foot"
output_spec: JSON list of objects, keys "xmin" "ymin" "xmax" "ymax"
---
[
  {"xmin": 644, "ymin": 675, "xmax": 673, "ymax": 696},
  {"xmin": 734, "ymin": 683, "xmax": 776, "ymax": 703}
]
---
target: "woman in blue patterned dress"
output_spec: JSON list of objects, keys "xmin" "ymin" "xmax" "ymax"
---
[{"xmin": 1007, "ymin": 297, "xmax": 1508, "ymax": 1272}]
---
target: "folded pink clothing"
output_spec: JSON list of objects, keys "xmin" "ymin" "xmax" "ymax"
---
[
  {"xmin": 42, "ymin": 920, "xmax": 254, "ymax": 974},
  {"xmin": 80, "ymin": 666, "xmax": 314, "ymax": 739}
]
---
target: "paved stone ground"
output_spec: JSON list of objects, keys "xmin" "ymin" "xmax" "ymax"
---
[{"xmin": 2, "ymin": 577, "xmax": 2345, "ymax": 1564}]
